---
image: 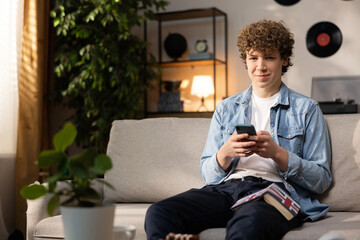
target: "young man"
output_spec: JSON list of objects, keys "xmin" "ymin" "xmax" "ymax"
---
[{"xmin": 145, "ymin": 20, "xmax": 332, "ymax": 240}]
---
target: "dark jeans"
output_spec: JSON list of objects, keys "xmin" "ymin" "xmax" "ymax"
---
[{"xmin": 145, "ymin": 180, "xmax": 303, "ymax": 240}]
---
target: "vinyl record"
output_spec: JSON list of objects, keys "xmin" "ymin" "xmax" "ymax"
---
[
  {"xmin": 306, "ymin": 22, "xmax": 342, "ymax": 58},
  {"xmin": 164, "ymin": 33, "xmax": 187, "ymax": 60},
  {"xmin": 275, "ymin": 0, "xmax": 300, "ymax": 6}
]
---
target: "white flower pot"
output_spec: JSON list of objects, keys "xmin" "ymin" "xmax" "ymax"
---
[{"xmin": 61, "ymin": 204, "xmax": 115, "ymax": 240}]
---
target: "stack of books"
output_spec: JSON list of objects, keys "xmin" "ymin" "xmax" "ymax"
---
[
  {"xmin": 158, "ymin": 91, "xmax": 183, "ymax": 112},
  {"xmin": 189, "ymin": 52, "xmax": 214, "ymax": 60}
]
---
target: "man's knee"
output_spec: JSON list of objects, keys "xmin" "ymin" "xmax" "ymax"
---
[
  {"xmin": 226, "ymin": 201, "xmax": 284, "ymax": 240},
  {"xmin": 145, "ymin": 202, "xmax": 167, "ymax": 224}
]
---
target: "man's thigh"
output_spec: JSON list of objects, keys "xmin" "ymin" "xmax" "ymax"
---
[
  {"xmin": 226, "ymin": 200, "xmax": 302, "ymax": 240},
  {"xmin": 153, "ymin": 185, "xmax": 235, "ymax": 233}
]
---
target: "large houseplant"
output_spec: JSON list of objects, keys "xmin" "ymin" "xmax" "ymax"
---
[
  {"xmin": 50, "ymin": 0, "xmax": 168, "ymax": 153},
  {"xmin": 21, "ymin": 122, "xmax": 115, "ymax": 240}
]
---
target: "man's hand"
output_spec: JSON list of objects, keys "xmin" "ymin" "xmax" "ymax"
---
[
  {"xmin": 216, "ymin": 132, "xmax": 257, "ymax": 171},
  {"xmin": 248, "ymin": 131, "xmax": 289, "ymax": 172}
]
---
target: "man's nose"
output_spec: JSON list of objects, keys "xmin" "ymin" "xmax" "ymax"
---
[{"xmin": 256, "ymin": 59, "xmax": 266, "ymax": 71}]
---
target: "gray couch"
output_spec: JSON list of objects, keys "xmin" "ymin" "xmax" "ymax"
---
[{"xmin": 26, "ymin": 114, "xmax": 360, "ymax": 240}]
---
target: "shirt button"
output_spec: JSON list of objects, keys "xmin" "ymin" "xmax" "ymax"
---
[
  {"xmin": 271, "ymin": 132, "xmax": 275, "ymax": 136},
  {"xmin": 288, "ymin": 135, "xmax": 292, "ymax": 138},
  {"xmin": 270, "ymin": 115, "xmax": 274, "ymax": 118},
  {"xmin": 227, "ymin": 130, "xmax": 231, "ymax": 134}
]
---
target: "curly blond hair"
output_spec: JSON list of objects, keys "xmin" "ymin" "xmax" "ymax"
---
[{"xmin": 237, "ymin": 20, "xmax": 295, "ymax": 73}]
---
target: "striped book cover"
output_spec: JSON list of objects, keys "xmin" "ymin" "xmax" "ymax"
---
[{"xmin": 231, "ymin": 183, "xmax": 301, "ymax": 220}]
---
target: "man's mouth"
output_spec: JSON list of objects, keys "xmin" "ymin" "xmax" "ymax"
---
[{"xmin": 256, "ymin": 74, "xmax": 270, "ymax": 78}]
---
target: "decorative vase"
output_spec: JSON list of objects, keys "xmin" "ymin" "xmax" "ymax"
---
[
  {"xmin": 61, "ymin": 204, "xmax": 115, "ymax": 240},
  {"xmin": 162, "ymin": 80, "xmax": 183, "ymax": 92}
]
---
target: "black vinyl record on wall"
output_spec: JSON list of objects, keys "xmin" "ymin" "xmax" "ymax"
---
[
  {"xmin": 306, "ymin": 21, "xmax": 342, "ymax": 58},
  {"xmin": 275, "ymin": 0, "xmax": 300, "ymax": 6}
]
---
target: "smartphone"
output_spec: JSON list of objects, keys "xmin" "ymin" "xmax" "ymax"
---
[{"xmin": 235, "ymin": 124, "xmax": 257, "ymax": 136}]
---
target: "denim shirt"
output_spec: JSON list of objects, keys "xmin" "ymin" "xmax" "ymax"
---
[{"xmin": 200, "ymin": 83, "xmax": 332, "ymax": 221}]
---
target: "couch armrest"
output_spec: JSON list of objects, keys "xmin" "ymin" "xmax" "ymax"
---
[{"xmin": 26, "ymin": 193, "xmax": 54, "ymax": 240}]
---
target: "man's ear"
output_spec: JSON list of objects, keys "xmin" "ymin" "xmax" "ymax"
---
[{"xmin": 282, "ymin": 58, "xmax": 289, "ymax": 67}]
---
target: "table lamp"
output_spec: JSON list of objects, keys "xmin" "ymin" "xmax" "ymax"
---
[{"xmin": 191, "ymin": 75, "xmax": 214, "ymax": 111}]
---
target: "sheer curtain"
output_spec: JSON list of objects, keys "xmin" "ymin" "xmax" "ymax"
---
[
  {"xmin": 15, "ymin": 0, "xmax": 50, "ymax": 235},
  {"xmin": 0, "ymin": 0, "xmax": 23, "ymax": 238}
]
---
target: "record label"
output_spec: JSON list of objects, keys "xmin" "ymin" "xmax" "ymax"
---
[
  {"xmin": 317, "ymin": 33, "xmax": 330, "ymax": 47},
  {"xmin": 306, "ymin": 22, "xmax": 342, "ymax": 58}
]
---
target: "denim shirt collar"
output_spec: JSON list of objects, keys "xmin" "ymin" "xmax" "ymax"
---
[{"xmin": 235, "ymin": 82, "xmax": 290, "ymax": 107}]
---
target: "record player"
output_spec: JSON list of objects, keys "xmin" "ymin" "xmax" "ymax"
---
[{"xmin": 318, "ymin": 98, "xmax": 358, "ymax": 114}]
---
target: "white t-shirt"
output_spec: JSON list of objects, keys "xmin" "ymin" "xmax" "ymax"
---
[{"xmin": 226, "ymin": 91, "xmax": 282, "ymax": 182}]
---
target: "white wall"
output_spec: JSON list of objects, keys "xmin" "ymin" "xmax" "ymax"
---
[{"xmin": 150, "ymin": 0, "xmax": 360, "ymax": 100}]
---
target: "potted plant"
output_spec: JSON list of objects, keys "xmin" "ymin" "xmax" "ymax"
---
[
  {"xmin": 21, "ymin": 122, "xmax": 115, "ymax": 240},
  {"xmin": 50, "ymin": 0, "xmax": 168, "ymax": 153}
]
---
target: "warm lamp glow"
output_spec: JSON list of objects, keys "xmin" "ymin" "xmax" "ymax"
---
[
  {"xmin": 191, "ymin": 75, "xmax": 214, "ymax": 98},
  {"xmin": 179, "ymin": 79, "xmax": 189, "ymax": 90},
  {"xmin": 191, "ymin": 75, "xmax": 214, "ymax": 111}
]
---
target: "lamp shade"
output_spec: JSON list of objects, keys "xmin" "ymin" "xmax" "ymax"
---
[{"xmin": 190, "ymin": 75, "xmax": 214, "ymax": 98}]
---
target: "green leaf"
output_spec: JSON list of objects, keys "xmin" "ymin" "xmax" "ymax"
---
[
  {"xmin": 92, "ymin": 154, "xmax": 112, "ymax": 174},
  {"xmin": 47, "ymin": 195, "xmax": 60, "ymax": 216},
  {"xmin": 53, "ymin": 122, "xmax": 77, "ymax": 152},
  {"xmin": 78, "ymin": 187, "xmax": 100, "ymax": 200},
  {"xmin": 70, "ymin": 148, "xmax": 97, "ymax": 167},
  {"xmin": 53, "ymin": 18, "xmax": 60, "ymax": 27},
  {"xmin": 70, "ymin": 165, "xmax": 90, "ymax": 179},
  {"xmin": 45, "ymin": 172, "xmax": 66, "ymax": 185},
  {"xmin": 48, "ymin": 181, "xmax": 57, "ymax": 193},
  {"xmin": 95, "ymin": 178, "xmax": 115, "ymax": 191},
  {"xmin": 37, "ymin": 150, "xmax": 67, "ymax": 169},
  {"xmin": 20, "ymin": 184, "xmax": 47, "ymax": 200},
  {"xmin": 50, "ymin": 10, "xmax": 56, "ymax": 18},
  {"xmin": 69, "ymin": 149, "xmax": 100, "ymax": 179}
]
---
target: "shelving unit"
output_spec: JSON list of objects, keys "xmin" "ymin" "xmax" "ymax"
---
[
  {"xmin": 160, "ymin": 59, "xmax": 225, "ymax": 68},
  {"xmin": 144, "ymin": 7, "xmax": 228, "ymax": 117}
]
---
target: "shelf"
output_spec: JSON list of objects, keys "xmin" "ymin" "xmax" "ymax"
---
[
  {"xmin": 144, "ymin": 7, "xmax": 228, "ymax": 117},
  {"xmin": 154, "ymin": 8, "xmax": 226, "ymax": 21},
  {"xmin": 161, "ymin": 59, "xmax": 225, "ymax": 68}
]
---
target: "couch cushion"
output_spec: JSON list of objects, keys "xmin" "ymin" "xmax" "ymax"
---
[
  {"xmin": 113, "ymin": 203, "xmax": 151, "ymax": 240},
  {"xmin": 104, "ymin": 115, "xmax": 360, "ymax": 210},
  {"xmin": 284, "ymin": 212, "xmax": 360, "ymax": 240},
  {"xmin": 318, "ymin": 114, "xmax": 360, "ymax": 211},
  {"xmin": 33, "ymin": 203, "xmax": 151, "ymax": 240},
  {"xmin": 34, "ymin": 208, "xmax": 360, "ymax": 240},
  {"xmin": 34, "ymin": 215, "xmax": 63, "ymax": 240},
  {"xmin": 104, "ymin": 118, "xmax": 209, "ymax": 203},
  {"xmin": 199, "ymin": 212, "xmax": 360, "ymax": 240}
]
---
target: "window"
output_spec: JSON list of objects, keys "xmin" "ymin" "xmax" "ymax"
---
[{"xmin": 0, "ymin": 0, "xmax": 23, "ymax": 156}]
